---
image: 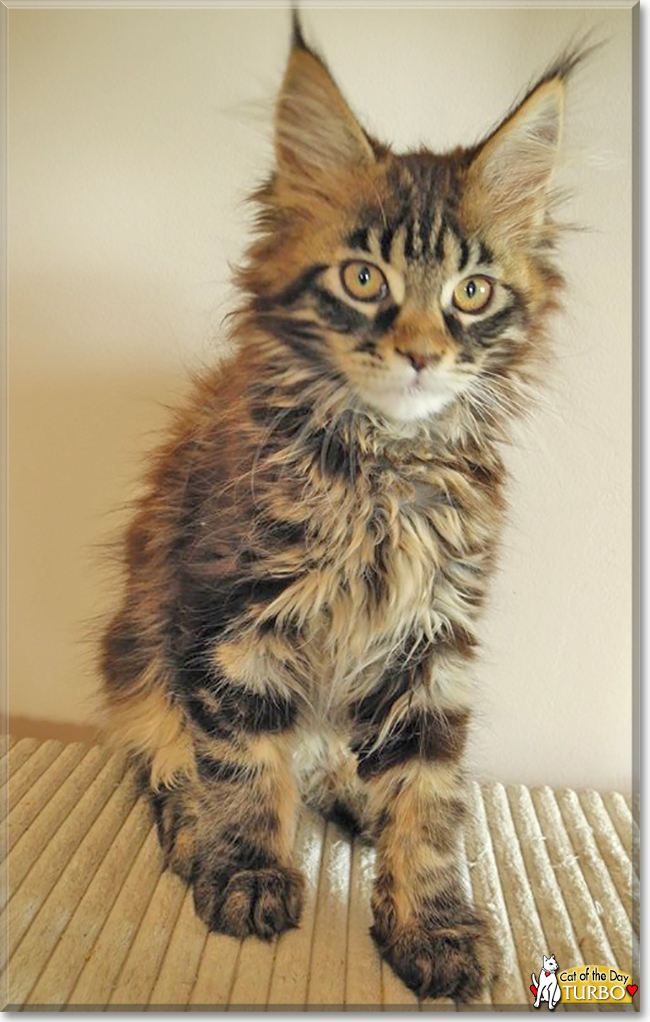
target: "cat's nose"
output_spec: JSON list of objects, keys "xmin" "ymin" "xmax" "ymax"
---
[{"xmin": 396, "ymin": 348, "xmax": 439, "ymax": 372}]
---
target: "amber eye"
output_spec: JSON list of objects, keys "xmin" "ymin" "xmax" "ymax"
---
[
  {"xmin": 452, "ymin": 275, "xmax": 494, "ymax": 314},
  {"xmin": 340, "ymin": 261, "xmax": 388, "ymax": 303}
]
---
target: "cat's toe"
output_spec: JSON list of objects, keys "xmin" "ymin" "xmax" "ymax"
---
[
  {"xmin": 372, "ymin": 910, "xmax": 491, "ymax": 1002},
  {"xmin": 193, "ymin": 864, "xmax": 305, "ymax": 940}
]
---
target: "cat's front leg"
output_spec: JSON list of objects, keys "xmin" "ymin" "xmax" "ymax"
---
[
  {"xmin": 353, "ymin": 702, "xmax": 490, "ymax": 1001},
  {"xmin": 149, "ymin": 676, "xmax": 304, "ymax": 940}
]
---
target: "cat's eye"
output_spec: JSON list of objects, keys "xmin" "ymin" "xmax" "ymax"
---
[
  {"xmin": 452, "ymin": 275, "xmax": 494, "ymax": 314},
  {"xmin": 340, "ymin": 261, "xmax": 388, "ymax": 303}
]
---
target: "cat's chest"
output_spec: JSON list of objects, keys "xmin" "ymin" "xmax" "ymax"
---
[
  {"xmin": 322, "ymin": 461, "xmax": 479, "ymax": 576},
  {"xmin": 303, "ymin": 459, "xmax": 491, "ymax": 667}
]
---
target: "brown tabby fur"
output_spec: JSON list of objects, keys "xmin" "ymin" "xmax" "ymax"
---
[{"xmin": 100, "ymin": 16, "xmax": 586, "ymax": 1001}]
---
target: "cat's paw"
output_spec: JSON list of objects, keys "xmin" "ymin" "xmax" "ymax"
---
[
  {"xmin": 371, "ymin": 907, "xmax": 491, "ymax": 1001},
  {"xmin": 193, "ymin": 864, "xmax": 305, "ymax": 940}
]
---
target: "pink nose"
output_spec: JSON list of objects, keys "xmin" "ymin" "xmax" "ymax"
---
[{"xmin": 396, "ymin": 349, "xmax": 437, "ymax": 372}]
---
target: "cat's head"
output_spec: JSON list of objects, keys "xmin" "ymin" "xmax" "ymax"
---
[
  {"xmin": 240, "ymin": 15, "xmax": 584, "ymax": 426},
  {"xmin": 543, "ymin": 955, "xmax": 559, "ymax": 972}
]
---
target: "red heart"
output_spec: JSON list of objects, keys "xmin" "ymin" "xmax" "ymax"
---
[
  {"xmin": 530, "ymin": 984, "xmax": 538, "ymax": 997},
  {"xmin": 627, "ymin": 985, "xmax": 638, "ymax": 997}
]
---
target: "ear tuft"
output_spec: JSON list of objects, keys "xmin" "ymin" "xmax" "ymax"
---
[
  {"xmin": 535, "ymin": 33, "xmax": 601, "ymax": 88},
  {"xmin": 290, "ymin": 5, "xmax": 308, "ymax": 52}
]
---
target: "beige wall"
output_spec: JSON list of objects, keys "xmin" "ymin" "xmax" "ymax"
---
[{"xmin": 8, "ymin": 6, "xmax": 634, "ymax": 790}]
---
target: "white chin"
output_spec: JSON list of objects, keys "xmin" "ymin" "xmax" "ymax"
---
[{"xmin": 359, "ymin": 385, "xmax": 456, "ymax": 423}]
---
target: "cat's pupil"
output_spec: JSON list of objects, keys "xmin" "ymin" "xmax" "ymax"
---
[
  {"xmin": 466, "ymin": 280, "xmax": 477, "ymax": 298},
  {"xmin": 358, "ymin": 266, "xmax": 371, "ymax": 286}
]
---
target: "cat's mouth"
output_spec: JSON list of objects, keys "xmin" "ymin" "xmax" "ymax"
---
[
  {"xmin": 394, "ymin": 379, "xmax": 427, "ymax": 396},
  {"xmin": 377, "ymin": 365, "xmax": 456, "ymax": 395},
  {"xmin": 354, "ymin": 372, "xmax": 463, "ymax": 422}
]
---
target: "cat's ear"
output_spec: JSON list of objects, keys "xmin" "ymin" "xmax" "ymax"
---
[
  {"xmin": 274, "ymin": 15, "xmax": 376, "ymax": 182},
  {"xmin": 465, "ymin": 73, "xmax": 566, "ymax": 240}
]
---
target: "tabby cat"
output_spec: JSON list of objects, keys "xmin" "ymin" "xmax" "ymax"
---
[{"xmin": 100, "ymin": 14, "xmax": 583, "ymax": 1001}]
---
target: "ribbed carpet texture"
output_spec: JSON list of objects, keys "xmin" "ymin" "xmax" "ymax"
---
[{"xmin": 0, "ymin": 737, "xmax": 639, "ymax": 1011}]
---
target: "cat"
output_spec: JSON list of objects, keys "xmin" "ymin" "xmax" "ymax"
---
[
  {"xmin": 532, "ymin": 954, "xmax": 562, "ymax": 1010},
  {"xmin": 100, "ymin": 12, "xmax": 585, "ymax": 1002}
]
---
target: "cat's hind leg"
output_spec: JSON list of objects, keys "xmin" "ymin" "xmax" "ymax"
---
[{"xmin": 296, "ymin": 730, "xmax": 370, "ymax": 838}]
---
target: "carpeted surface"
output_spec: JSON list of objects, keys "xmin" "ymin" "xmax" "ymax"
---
[{"xmin": 0, "ymin": 737, "xmax": 639, "ymax": 1011}]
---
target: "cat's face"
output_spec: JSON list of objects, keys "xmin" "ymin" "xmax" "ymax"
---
[
  {"xmin": 543, "ymin": 955, "xmax": 559, "ymax": 972},
  {"xmin": 260, "ymin": 152, "xmax": 540, "ymax": 424},
  {"xmin": 243, "ymin": 25, "xmax": 576, "ymax": 425}
]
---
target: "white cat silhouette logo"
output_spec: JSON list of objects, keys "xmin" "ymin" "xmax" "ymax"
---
[{"xmin": 531, "ymin": 955, "xmax": 562, "ymax": 1010}]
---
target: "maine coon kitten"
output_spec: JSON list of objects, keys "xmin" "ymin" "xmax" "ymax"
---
[{"xmin": 100, "ymin": 15, "xmax": 583, "ymax": 1001}]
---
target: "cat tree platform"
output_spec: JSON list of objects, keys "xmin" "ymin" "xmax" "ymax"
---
[{"xmin": 1, "ymin": 737, "xmax": 638, "ymax": 1011}]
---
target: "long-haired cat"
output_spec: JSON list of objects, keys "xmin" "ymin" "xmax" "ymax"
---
[{"xmin": 100, "ymin": 13, "xmax": 584, "ymax": 1001}]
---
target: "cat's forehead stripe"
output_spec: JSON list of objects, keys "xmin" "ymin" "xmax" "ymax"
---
[
  {"xmin": 346, "ymin": 226, "xmax": 371, "ymax": 252},
  {"xmin": 381, "ymin": 223, "xmax": 398, "ymax": 263},
  {"xmin": 478, "ymin": 241, "xmax": 493, "ymax": 265},
  {"xmin": 344, "ymin": 178, "xmax": 492, "ymax": 278},
  {"xmin": 458, "ymin": 239, "xmax": 470, "ymax": 273}
]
